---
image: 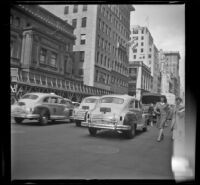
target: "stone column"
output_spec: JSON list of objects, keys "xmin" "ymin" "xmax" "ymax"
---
[{"xmin": 20, "ymin": 30, "xmax": 33, "ymax": 68}]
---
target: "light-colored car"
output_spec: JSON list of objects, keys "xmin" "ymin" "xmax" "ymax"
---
[
  {"xmin": 73, "ymin": 96, "xmax": 100, "ymax": 127},
  {"xmin": 83, "ymin": 94, "xmax": 147, "ymax": 139},
  {"xmin": 11, "ymin": 93, "xmax": 72, "ymax": 125}
]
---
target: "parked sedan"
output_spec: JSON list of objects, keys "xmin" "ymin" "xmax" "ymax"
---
[
  {"xmin": 83, "ymin": 94, "xmax": 147, "ymax": 139},
  {"xmin": 73, "ymin": 96, "xmax": 100, "ymax": 127},
  {"xmin": 11, "ymin": 93, "xmax": 72, "ymax": 125}
]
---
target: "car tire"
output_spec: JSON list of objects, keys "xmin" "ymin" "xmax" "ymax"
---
[
  {"xmin": 14, "ymin": 117, "xmax": 24, "ymax": 124},
  {"xmin": 143, "ymin": 126, "xmax": 147, "ymax": 132},
  {"xmin": 88, "ymin": 127, "xmax": 97, "ymax": 136},
  {"xmin": 39, "ymin": 110, "xmax": 49, "ymax": 126},
  {"xmin": 124, "ymin": 124, "xmax": 136, "ymax": 139},
  {"xmin": 75, "ymin": 120, "xmax": 81, "ymax": 127}
]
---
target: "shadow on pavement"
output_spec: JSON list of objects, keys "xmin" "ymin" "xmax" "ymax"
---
[{"xmin": 12, "ymin": 120, "xmax": 73, "ymax": 127}]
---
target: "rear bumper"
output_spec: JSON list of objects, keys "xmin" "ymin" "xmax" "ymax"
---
[
  {"xmin": 11, "ymin": 113, "xmax": 40, "ymax": 119},
  {"xmin": 82, "ymin": 121, "xmax": 131, "ymax": 131}
]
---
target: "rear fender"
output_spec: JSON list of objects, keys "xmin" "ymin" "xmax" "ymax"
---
[
  {"xmin": 33, "ymin": 106, "xmax": 50, "ymax": 116},
  {"xmin": 123, "ymin": 112, "xmax": 137, "ymax": 126}
]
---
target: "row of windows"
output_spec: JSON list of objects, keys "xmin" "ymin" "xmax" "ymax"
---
[
  {"xmin": 95, "ymin": 69, "xmax": 128, "ymax": 87},
  {"xmin": 96, "ymin": 52, "xmax": 128, "ymax": 75},
  {"xmin": 39, "ymin": 48, "xmax": 57, "ymax": 67},
  {"xmin": 64, "ymin": 5, "xmax": 87, "ymax": 14},
  {"xmin": 100, "ymin": 6, "xmax": 129, "ymax": 39},
  {"xmin": 131, "ymin": 35, "xmax": 144, "ymax": 40},
  {"xmin": 72, "ymin": 17, "xmax": 87, "ymax": 28},
  {"xmin": 101, "ymin": 5, "xmax": 130, "ymax": 29},
  {"xmin": 131, "ymin": 28, "xmax": 145, "ymax": 35}
]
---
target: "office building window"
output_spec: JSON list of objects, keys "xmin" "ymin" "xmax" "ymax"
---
[
  {"xmin": 141, "ymin": 36, "xmax": 144, "ymax": 40},
  {"xmin": 132, "ymin": 48, "xmax": 137, "ymax": 53},
  {"xmin": 80, "ymin": 34, "xmax": 86, "ymax": 45},
  {"xmin": 107, "ymin": 59, "xmax": 110, "ymax": 68},
  {"xmin": 96, "ymin": 52, "xmax": 99, "ymax": 63},
  {"xmin": 141, "ymin": 42, "xmax": 144, "ymax": 46},
  {"xmin": 97, "ymin": 35, "xmax": 100, "ymax": 47},
  {"xmin": 148, "ymin": 54, "xmax": 151, "ymax": 58},
  {"xmin": 101, "ymin": 54, "xmax": 103, "ymax": 65},
  {"xmin": 82, "ymin": 5, "xmax": 87, "ymax": 11},
  {"xmin": 133, "ymin": 55, "xmax": 136, "ymax": 59},
  {"xmin": 64, "ymin": 6, "xmax": 69, "ymax": 14},
  {"xmin": 104, "ymin": 56, "xmax": 107, "ymax": 66},
  {"xmin": 99, "ymin": 18, "xmax": 101, "ymax": 29},
  {"xmin": 39, "ymin": 48, "xmax": 47, "ymax": 64},
  {"xmin": 73, "ymin": 5, "xmax": 78, "ymax": 13},
  {"xmin": 79, "ymin": 68, "xmax": 84, "ymax": 76},
  {"xmin": 141, "ymin": 48, "xmax": 144, "ymax": 53},
  {"xmin": 80, "ymin": 51, "xmax": 85, "ymax": 62},
  {"xmin": 81, "ymin": 17, "xmax": 87, "ymax": 27},
  {"xmin": 72, "ymin": 19, "xmax": 77, "ymax": 28},
  {"xmin": 95, "ymin": 70, "xmax": 99, "ymax": 81},
  {"xmin": 149, "ymin": 48, "xmax": 152, "ymax": 52},
  {"xmin": 50, "ymin": 52, "xmax": 57, "ymax": 67}
]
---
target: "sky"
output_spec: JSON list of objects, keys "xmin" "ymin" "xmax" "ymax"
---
[
  {"xmin": 41, "ymin": 4, "xmax": 185, "ymax": 92},
  {"xmin": 130, "ymin": 5, "xmax": 185, "ymax": 91}
]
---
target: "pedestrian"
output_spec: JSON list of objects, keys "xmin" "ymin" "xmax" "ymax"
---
[
  {"xmin": 170, "ymin": 97, "xmax": 185, "ymax": 140},
  {"xmin": 148, "ymin": 103, "xmax": 154, "ymax": 127},
  {"xmin": 154, "ymin": 95, "xmax": 169, "ymax": 142}
]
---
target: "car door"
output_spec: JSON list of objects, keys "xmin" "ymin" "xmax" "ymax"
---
[
  {"xmin": 42, "ymin": 96, "xmax": 56, "ymax": 116},
  {"xmin": 55, "ymin": 97, "xmax": 66, "ymax": 118}
]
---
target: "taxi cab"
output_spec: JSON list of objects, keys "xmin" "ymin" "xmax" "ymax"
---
[
  {"xmin": 11, "ymin": 93, "xmax": 72, "ymax": 125},
  {"xmin": 73, "ymin": 96, "xmax": 100, "ymax": 127},
  {"xmin": 83, "ymin": 94, "xmax": 147, "ymax": 139}
]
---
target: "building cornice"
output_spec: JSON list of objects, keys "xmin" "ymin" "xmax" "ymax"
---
[{"xmin": 13, "ymin": 5, "xmax": 76, "ymax": 40}]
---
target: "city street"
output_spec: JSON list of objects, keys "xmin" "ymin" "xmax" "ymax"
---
[{"xmin": 11, "ymin": 119, "xmax": 174, "ymax": 180}]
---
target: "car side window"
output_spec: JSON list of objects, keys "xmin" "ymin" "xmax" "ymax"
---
[
  {"xmin": 60, "ymin": 99, "xmax": 66, "ymax": 104},
  {"xmin": 135, "ymin": 100, "xmax": 139, "ymax": 109},
  {"xmin": 50, "ymin": 97, "xmax": 58, "ymax": 104},
  {"xmin": 129, "ymin": 100, "xmax": 135, "ymax": 109},
  {"xmin": 43, "ymin": 97, "xmax": 50, "ymax": 103}
]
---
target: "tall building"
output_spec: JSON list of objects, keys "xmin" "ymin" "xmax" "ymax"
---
[
  {"xmin": 63, "ymin": 5, "xmax": 135, "ymax": 94},
  {"xmin": 129, "ymin": 25, "xmax": 160, "ymax": 94},
  {"xmin": 163, "ymin": 51, "xmax": 181, "ymax": 97}
]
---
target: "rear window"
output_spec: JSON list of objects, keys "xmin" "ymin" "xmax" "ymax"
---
[
  {"xmin": 100, "ymin": 97, "xmax": 124, "ymax": 104},
  {"xmin": 83, "ymin": 98, "xmax": 97, "ymax": 103},
  {"xmin": 21, "ymin": 94, "xmax": 39, "ymax": 100}
]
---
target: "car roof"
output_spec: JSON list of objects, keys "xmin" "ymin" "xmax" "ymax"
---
[
  {"xmin": 100, "ymin": 94, "xmax": 139, "ymax": 101},
  {"xmin": 84, "ymin": 96, "xmax": 100, "ymax": 99},
  {"xmin": 23, "ymin": 92, "xmax": 61, "ymax": 98}
]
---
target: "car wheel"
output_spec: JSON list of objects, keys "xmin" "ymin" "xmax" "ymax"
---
[
  {"xmin": 39, "ymin": 110, "xmax": 49, "ymax": 126},
  {"xmin": 88, "ymin": 127, "xmax": 97, "ymax": 136},
  {"xmin": 14, "ymin": 117, "xmax": 24, "ymax": 124},
  {"xmin": 75, "ymin": 120, "xmax": 81, "ymax": 127},
  {"xmin": 143, "ymin": 126, "xmax": 147, "ymax": 132},
  {"xmin": 124, "ymin": 124, "xmax": 136, "ymax": 139}
]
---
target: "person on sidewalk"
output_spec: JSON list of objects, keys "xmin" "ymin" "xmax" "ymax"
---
[
  {"xmin": 154, "ymin": 95, "xmax": 169, "ymax": 142},
  {"xmin": 148, "ymin": 103, "xmax": 154, "ymax": 127},
  {"xmin": 170, "ymin": 97, "xmax": 185, "ymax": 140}
]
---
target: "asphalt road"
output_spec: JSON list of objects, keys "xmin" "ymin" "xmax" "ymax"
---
[{"xmin": 11, "ymin": 119, "xmax": 174, "ymax": 180}]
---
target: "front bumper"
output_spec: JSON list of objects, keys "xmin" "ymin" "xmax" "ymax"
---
[
  {"xmin": 11, "ymin": 113, "xmax": 40, "ymax": 119},
  {"xmin": 82, "ymin": 121, "xmax": 131, "ymax": 130}
]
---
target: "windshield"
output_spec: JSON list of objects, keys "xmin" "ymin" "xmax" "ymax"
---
[
  {"xmin": 83, "ymin": 98, "xmax": 97, "ymax": 103},
  {"xmin": 21, "ymin": 94, "xmax": 39, "ymax": 100},
  {"xmin": 141, "ymin": 95, "xmax": 160, "ymax": 104},
  {"xmin": 99, "ymin": 97, "xmax": 124, "ymax": 104}
]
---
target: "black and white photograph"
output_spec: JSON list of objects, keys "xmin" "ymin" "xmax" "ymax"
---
[{"xmin": 10, "ymin": 2, "xmax": 195, "ymax": 182}]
